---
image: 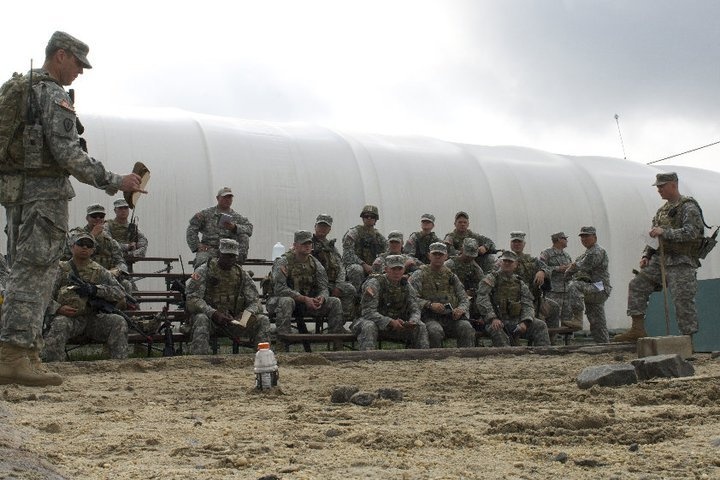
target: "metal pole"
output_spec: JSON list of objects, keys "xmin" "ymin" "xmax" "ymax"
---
[{"xmin": 658, "ymin": 242, "xmax": 671, "ymax": 335}]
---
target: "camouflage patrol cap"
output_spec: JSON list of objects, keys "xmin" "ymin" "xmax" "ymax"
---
[
  {"xmin": 429, "ymin": 242, "xmax": 447, "ymax": 254},
  {"xmin": 113, "ymin": 198, "xmax": 129, "ymax": 208},
  {"xmin": 385, "ymin": 255, "xmax": 405, "ymax": 269},
  {"xmin": 420, "ymin": 213, "xmax": 435, "ymax": 223},
  {"xmin": 360, "ymin": 205, "xmax": 379, "ymax": 219},
  {"xmin": 315, "ymin": 214, "xmax": 333, "ymax": 226},
  {"xmin": 652, "ymin": 172, "xmax": 678, "ymax": 186},
  {"xmin": 462, "ymin": 238, "xmax": 478, "ymax": 257},
  {"xmin": 219, "ymin": 238, "xmax": 240, "ymax": 255},
  {"xmin": 71, "ymin": 232, "xmax": 95, "ymax": 246},
  {"xmin": 47, "ymin": 31, "xmax": 92, "ymax": 69},
  {"xmin": 578, "ymin": 226, "xmax": 597, "ymax": 236},
  {"xmin": 217, "ymin": 186, "xmax": 233, "ymax": 197},
  {"xmin": 499, "ymin": 251, "xmax": 517, "ymax": 262},
  {"xmin": 294, "ymin": 230, "xmax": 313, "ymax": 244},
  {"xmin": 510, "ymin": 231, "xmax": 526, "ymax": 241},
  {"xmin": 86, "ymin": 203, "xmax": 105, "ymax": 215},
  {"xmin": 388, "ymin": 230, "xmax": 403, "ymax": 243},
  {"xmin": 551, "ymin": 232, "xmax": 568, "ymax": 242},
  {"xmin": 455, "ymin": 211, "xmax": 469, "ymax": 220}
]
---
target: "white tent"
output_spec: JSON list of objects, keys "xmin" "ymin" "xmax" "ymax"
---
[{"xmin": 50, "ymin": 107, "xmax": 720, "ymax": 329}]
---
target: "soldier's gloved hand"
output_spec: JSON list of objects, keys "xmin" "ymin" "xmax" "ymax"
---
[{"xmin": 75, "ymin": 282, "xmax": 97, "ymax": 298}]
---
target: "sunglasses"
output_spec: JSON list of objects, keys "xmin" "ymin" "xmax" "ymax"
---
[
  {"xmin": 89, "ymin": 213, "xmax": 105, "ymax": 219},
  {"xmin": 75, "ymin": 239, "xmax": 95, "ymax": 248},
  {"xmin": 361, "ymin": 214, "xmax": 377, "ymax": 220}
]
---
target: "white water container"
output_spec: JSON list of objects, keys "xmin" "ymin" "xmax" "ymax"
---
[
  {"xmin": 271, "ymin": 242, "xmax": 286, "ymax": 260},
  {"xmin": 254, "ymin": 342, "xmax": 279, "ymax": 389}
]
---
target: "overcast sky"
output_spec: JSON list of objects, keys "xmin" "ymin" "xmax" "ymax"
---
[{"xmin": 4, "ymin": 0, "xmax": 719, "ymax": 171}]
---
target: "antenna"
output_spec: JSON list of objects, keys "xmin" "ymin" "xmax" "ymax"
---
[{"xmin": 614, "ymin": 114, "xmax": 627, "ymax": 160}]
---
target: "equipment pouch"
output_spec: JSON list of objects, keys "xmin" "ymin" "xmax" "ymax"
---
[
  {"xmin": 508, "ymin": 301, "xmax": 522, "ymax": 317},
  {"xmin": 698, "ymin": 229, "xmax": 718, "ymax": 260},
  {"xmin": 23, "ymin": 123, "xmax": 43, "ymax": 169}
]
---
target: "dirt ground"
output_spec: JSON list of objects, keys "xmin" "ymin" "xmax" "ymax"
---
[{"xmin": 1, "ymin": 346, "xmax": 719, "ymax": 480}]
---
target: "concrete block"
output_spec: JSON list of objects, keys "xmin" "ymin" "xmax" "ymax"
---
[
  {"xmin": 631, "ymin": 354, "xmax": 695, "ymax": 381},
  {"xmin": 637, "ymin": 335, "xmax": 693, "ymax": 360},
  {"xmin": 576, "ymin": 364, "xmax": 638, "ymax": 389}
]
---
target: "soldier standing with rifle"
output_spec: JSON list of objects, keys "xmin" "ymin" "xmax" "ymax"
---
[
  {"xmin": 106, "ymin": 197, "xmax": 148, "ymax": 265},
  {"xmin": 0, "ymin": 32, "xmax": 144, "ymax": 386},
  {"xmin": 43, "ymin": 233, "xmax": 129, "ymax": 362}
]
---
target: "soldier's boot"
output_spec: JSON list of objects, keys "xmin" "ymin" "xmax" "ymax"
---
[
  {"xmin": 562, "ymin": 310, "xmax": 583, "ymax": 331},
  {"xmin": 0, "ymin": 342, "xmax": 63, "ymax": 387},
  {"xmin": 612, "ymin": 315, "xmax": 647, "ymax": 343},
  {"xmin": 28, "ymin": 347, "xmax": 63, "ymax": 385}
]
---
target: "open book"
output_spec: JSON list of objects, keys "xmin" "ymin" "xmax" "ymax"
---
[{"xmin": 230, "ymin": 310, "xmax": 255, "ymax": 328}]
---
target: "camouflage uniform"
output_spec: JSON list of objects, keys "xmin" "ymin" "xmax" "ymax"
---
[
  {"xmin": 514, "ymin": 252, "xmax": 560, "ymax": 328},
  {"xmin": 342, "ymin": 225, "xmax": 388, "ymax": 292},
  {"xmin": 627, "ymin": 196, "xmax": 704, "ymax": 335},
  {"xmin": 105, "ymin": 219, "xmax": 148, "ymax": 262},
  {"xmin": 43, "ymin": 260, "xmax": 128, "ymax": 361},
  {"xmin": 186, "ymin": 207, "xmax": 253, "ymax": 267},
  {"xmin": 312, "ymin": 234, "xmax": 356, "ymax": 322},
  {"xmin": 567, "ymin": 243, "xmax": 612, "ymax": 343},
  {"xmin": 539, "ymin": 246, "xmax": 573, "ymax": 327},
  {"xmin": 476, "ymin": 270, "xmax": 551, "ymax": 347},
  {"xmin": 0, "ymin": 66, "xmax": 123, "ymax": 352},
  {"xmin": 404, "ymin": 231, "xmax": 440, "ymax": 265},
  {"xmin": 443, "ymin": 229, "xmax": 496, "ymax": 273},
  {"xmin": 352, "ymin": 275, "xmax": 429, "ymax": 350},
  {"xmin": 444, "ymin": 256, "xmax": 484, "ymax": 321},
  {"xmin": 372, "ymin": 252, "xmax": 421, "ymax": 274},
  {"xmin": 68, "ymin": 225, "xmax": 127, "ymax": 272},
  {"xmin": 185, "ymin": 258, "xmax": 270, "ymax": 355},
  {"xmin": 410, "ymin": 265, "xmax": 475, "ymax": 348},
  {"xmin": 267, "ymin": 251, "xmax": 344, "ymax": 334},
  {"xmin": 0, "ymin": 255, "xmax": 8, "ymax": 291}
]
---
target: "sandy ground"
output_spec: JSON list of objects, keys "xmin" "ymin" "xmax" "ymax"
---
[{"xmin": 1, "ymin": 346, "xmax": 719, "ymax": 480}]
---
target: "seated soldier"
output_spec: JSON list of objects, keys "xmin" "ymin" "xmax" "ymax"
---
[
  {"xmin": 268, "ymin": 230, "xmax": 346, "ymax": 340},
  {"xmin": 404, "ymin": 213, "xmax": 440, "ymax": 265},
  {"xmin": 43, "ymin": 233, "xmax": 129, "ymax": 362},
  {"xmin": 409, "ymin": 242, "xmax": 476, "ymax": 348},
  {"xmin": 443, "ymin": 210, "xmax": 497, "ymax": 273},
  {"xmin": 445, "ymin": 238, "xmax": 485, "ymax": 328},
  {"xmin": 372, "ymin": 230, "xmax": 421, "ymax": 274},
  {"xmin": 342, "ymin": 205, "xmax": 388, "ymax": 292},
  {"xmin": 352, "ymin": 255, "xmax": 429, "ymax": 351},
  {"xmin": 185, "ymin": 239, "xmax": 271, "ymax": 355},
  {"xmin": 105, "ymin": 198, "xmax": 148, "ymax": 265},
  {"xmin": 311, "ymin": 214, "xmax": 356, "ymax": 324},
  {"xmin": 476, "ymin": 251, "xmax": 551, "ymax": 347}
]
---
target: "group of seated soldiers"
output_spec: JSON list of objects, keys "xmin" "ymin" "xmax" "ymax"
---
[{"xmin": 37, "ymin": 186, "xmax": 609, "ymax": 360}]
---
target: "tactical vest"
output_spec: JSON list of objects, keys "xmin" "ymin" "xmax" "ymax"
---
[
  {"xmin": 0, "ymin": 72, "xmax": 67, "ymax": 177},
  {"xmin": 91, "ymin": 233, "xmax": 116, "ymax": 270},
  {"xmin": 656, "ymin": 196, "xmax": 703, "ymax": 257},
  {"xmin": 490, "ymin": 273, "xmax": 523, "ymax": 320},
  {"xmin": 413, "ymin": 232, "xmax": 439, "ymax": 264},
  {"xmin": 355, "ymin": 227, "xmax": 384, "ymax": 265},
  {"xmin": 205, "ymin": 259, "xmax": 246, "ymax": 314},
  {"xmin": 417, "ymin": 265, "xmax": 458, "ymax": 306},
  {"xmin": 106, "ymin": 220, "xmax": 130, "ymax": 244},
  {"xmin": 445, "ymin": 230, "xmax": 468, "ymax": 252},
  {"xmin": 376, "ymin": 275, "xmax": 411, "ymax": 320},
  {"xmin": 55, "ymin": 260, "xmax": 106, "ymax": 315},
  {"xmin": 284, "ymin": 252, "xmax": 317, "ymax": 296},
  {"xmin": 515, "ymin": 253, "xmax": 541, "ymax": 299},
  {"xmin": 312, "ymin": 237, "xmax": 339, "ymax": 281},
  {"xmin": 449, "ymin": 259, "xmax": 482, "ymax": 291}
]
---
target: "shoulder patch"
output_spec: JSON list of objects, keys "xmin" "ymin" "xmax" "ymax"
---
[
  {"xmin": 363, "ymin": 286, "xmax": 376, "ymax": 298},
  {"xmin": 191, "ymin": 272, "xmax": 200, "ymax": 281}
]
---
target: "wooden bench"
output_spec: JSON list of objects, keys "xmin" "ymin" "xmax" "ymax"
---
[
  {"xmin": 474, "ymin": 325, "xmax": 578, "ymax": 346},
  {"xmin": 276, "ymin": 332, "xmax": 355, "ymax": 352}
]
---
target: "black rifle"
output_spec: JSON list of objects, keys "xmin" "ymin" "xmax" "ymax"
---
[{"xmin": 157, "ymin": 306, "xmax": 176, "ymax": 357}]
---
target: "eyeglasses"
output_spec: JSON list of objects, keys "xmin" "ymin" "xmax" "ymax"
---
[
  {"xmin": 361, "ymin": 215, "xmax": 377, "ymax": 220},
  {"xmin": 115, "ymin": 206, "xmax": 129, "ymax": 210},
  {"xmin": 75, "ymin": 239, "xmax": 95, "ymax": 248},
  {"xmin": 89, "ymin": 213, "xmax": 105, "ymax": 219}
]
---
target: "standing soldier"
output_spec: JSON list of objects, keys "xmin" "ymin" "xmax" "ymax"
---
[
  {"xmin": 410, "ymin": 242, "xmax": 475, "ymax": 348},
  {"xmin": 443, "ymin": 211, "xmax": 497, "ymax": 273},
  {"xmin": 186, "ymin": 187, "xmax": 253, "ymax": 268},
  {"xmin": 352, "ymin": 255, "xmax": 429, "ymax": 350},
  {"xmin": 268, "ymin": 231, "xmax": 346, "ymax": 340},
  {"xmin": 342, "ymin": 205, "xmax": 388, "ymax": 292},
  {"xmin": 0, "ymin": 32, "xmax": 143, "ymax": 386},
  {"xmin": 566, "ymin": 226, "xmax": 612, "ymax": 343},
  {"xmin": 43, "ymin": 233, "xmax": 128, "ymax": 362},
  {"xmin": 616, "ymin": 172, "xmax": 705, "ymax": 343},
  {"xmin": 185, "ymin": 239, "xmax": 270, "ymax": 355},
  {"xmin": 311, "ymin": 214, "xmax": 356, "ymax": 324},
  {"xmin": 476, "ymin": 251, "xmax": 551, "ymax": 347},
  {"xmin": 539, "ymin": 232, "xmax": 574, "ymax": 329},
  {"xmin": 404, "ymin": 213, "xmax": 440, "ymax": 264},
  {"xmin": 105, "ymin": 198, "xmax": 148, "ymax": 265}
]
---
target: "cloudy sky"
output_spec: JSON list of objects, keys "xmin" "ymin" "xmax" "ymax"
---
[{"xmin": 4, "ymin": 0, "xmax": 719, "ymax": 170}]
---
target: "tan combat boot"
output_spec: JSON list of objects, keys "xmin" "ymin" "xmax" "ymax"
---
[
  {"xmin": 612, "ymin": 315, "xmax": 647, "ymax": 343},
  {"xmin": 0, "ymin": 342, "xmax": 63, "ymax": 387},
  {"xmin": 562, "ymin": 310, "xmax": 583, "ymax": 331},
  {"xmin": 28, "ymin": 347, "xmax": 63, "ymax": 385}
]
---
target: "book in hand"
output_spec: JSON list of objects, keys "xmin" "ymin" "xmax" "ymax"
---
[
  {"xmin": 231, "ymin": 310, "xmax": 255, "ymax": 328},
  {"xmin": 218, "ymin": 213, "xmax": 233, "ymax": 227}
]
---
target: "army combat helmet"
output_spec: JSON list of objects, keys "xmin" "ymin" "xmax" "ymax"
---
[{"xmin": 360, "ymin": 205, "xmax": 379, "ymax": 220}]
